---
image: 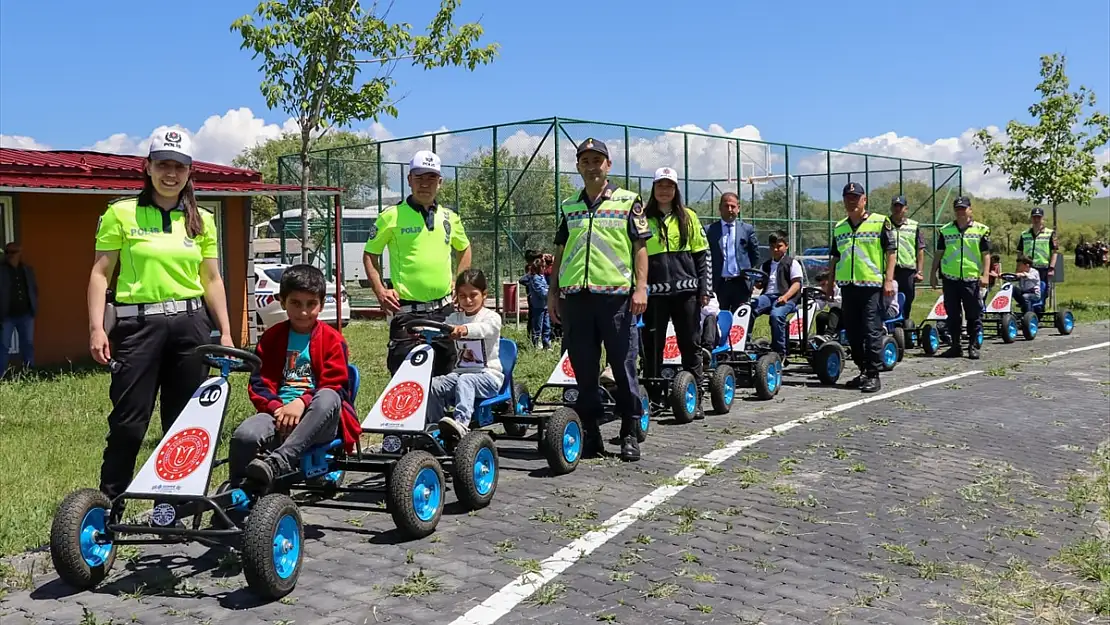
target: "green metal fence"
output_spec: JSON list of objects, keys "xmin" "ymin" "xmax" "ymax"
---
[{"xmin": 275, "ymin": 116, "xmax": 962, "ymax": 309}]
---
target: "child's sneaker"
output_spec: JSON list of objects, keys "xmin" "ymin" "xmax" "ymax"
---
[
  {"xmin": 245, "ymin": 455, "xmax": 280, "ymax": 491},
  {"xmin": 438, "ymin": 416, "xmax": 469, "ymax": 440},
  {"xmin": 600, "ymin": 365, "xmax": 616, "ymax": 388}
]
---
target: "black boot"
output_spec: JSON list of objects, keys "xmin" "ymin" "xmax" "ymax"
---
[
  {"xmin": 968, "ymin": 343, "xmax": 981, "ymax": 360},
  {"xmin": 859, "ymin": 372, "xmax": 881, "ymax": 393},
  {"xmin": 583, "ymin": 429, "xmax": 606, "ymax": 459},
  {"xmin": 620, "ymin": 418, "xmax": 641, "ymax": 461},
  {"xmin": 941, "ymin": 345, "xmax": 962, "ymax": 358}
]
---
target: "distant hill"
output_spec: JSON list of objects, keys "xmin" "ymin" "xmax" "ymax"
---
[{"xmin": 1054, "ymin": 196, "xmax": 1110, "ymax": 225}]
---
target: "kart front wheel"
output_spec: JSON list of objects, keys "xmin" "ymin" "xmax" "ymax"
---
[
  {"xmin": 669, "ymin": 370, "xmax": 698, "ymax": 424},
  {"xmin": 50, "ymin": 488, "xmax": 116, "ymax": 589},
  {"xmin": 892, "ymin": 326, "xmax": 906, "ymax": 361},
  {"xmin": 388, "ymin": 451, "xmax": 444, "ymax": 539},
  {"xmin": 1021, "ymin": 312, "xmax": 1038, "ymax": 341},
  {"xmin": 752, "ymin": 354, "xmax": 781, "ymax": 401},
  {"xmin": 638, "ymin": 394, "xmax": 650, "ymax": 443},
  {"xmin": 814, "ymin": 342, "xmax": 844, "ymax": 385},
  {"xmin": 710, "ymin": 364, "xmax": 739, "ymax": 410},
  {"xmin": 880, "ymin": 335, "xmax": 899, "ymax": 372},
  {"xmin": 920, "ymin": 324, "xmax": 939, "ymax": 356},
  {"xmin": 542, "ymin": 407, "xmax": 584, "ymax": 476},
  {"xmin": 1000, "ymin": 312, "xmax": 1017, "ymax": 344},
  {"xmin": 452, "ymin": 431, "xmax": 498, "ymax": 511},
  {"xmin": 241, "ymin": 493, "xmax": 302, "ymax": 600},
  {"xmin": 1056, "ymin": 309, "xmax": 1074, "ymax": 335}
]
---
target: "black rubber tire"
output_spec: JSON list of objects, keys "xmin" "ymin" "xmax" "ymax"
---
[
  {"xmin": 880, "ymin": 335, "xmax": 899, "ymax": 372},
  {"xmin": 1000, "ymin": 312, "xmax": 1016, "ymax": 344},
  {"xmin": 542, "ymin": 407, "xmax": 584, "ymax": 476},
  {"xmin": 1056, "ymin": 309, "xmax": 1074, "ymax": 335},
  {"xmin": 814, "ymin": 342, "xmax": 844, "ymax": 385},
  {"xmin": 920, "ymin": 324, "xmax": 939, "ymax": 355},
  {"xmin": 752, "ymin": 353, "xmax": 780, "ymax": 401},
  {"xmin": 451, "ymin": 432, "xmax": 498, "ymax": 511},
  {"xmin": 669, "ymin": 370, "xmax": 697, "ymax": 424},
  {"xmin": 240, "ymin": 493, "xmax": 302, "ymax": 600},
  {"xmin": 49, "ymin": 488, "xmax": 116, "ymax": 589},
  {"xmin": 503, "ymin": 381, "xmax": 530, "ymax": 437},
  {"xmin": 892, "ymin": 326, "xmax": 906, "ymax": 361},
  {"xmin": 387, "ymin": 451, "xmax": 444, "ymax": 539},
  {"xmin": 1021, "ymin": 312, "xmax": 1038, "ymax": 340},
  {"xmin": 709, "ymin": 364, "xmax": 737, "ymax": 412}
]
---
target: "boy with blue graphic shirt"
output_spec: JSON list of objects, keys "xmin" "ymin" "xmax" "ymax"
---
[{"xmin": 231, "ymin": 264, "xmax": 361, "ymax": 491}]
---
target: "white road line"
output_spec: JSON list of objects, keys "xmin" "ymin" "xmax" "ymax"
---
[
  {"xmin": 1031, "ymin": 341, "xmax": 1110, "ymax": 360},
  {"xmin": 448, "ymin": 341, "xmax": 1109, "ymax": 625}
]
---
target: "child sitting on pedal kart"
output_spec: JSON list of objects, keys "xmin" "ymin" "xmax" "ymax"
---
[
  {"xmin": 699, "ymin": 293, "xmax": 721, "ymax": 349},
  {"xmin": 1014, "ymin": 255, "xmax": 1042, "ymax": 313},
  {"xmin": 749, "ymin": 231, "xmax": 804, "ymax": 359},
  {"xmin": 814, "ymin": 271, "xmax": 842, "ymax": 336},
  {"xmin": 231, "ymin": 264, "xmax": 361, "ymax": 491},
  {"xmin": 428, "ymin": 269, "xmax": 504, "ymax": 440}
]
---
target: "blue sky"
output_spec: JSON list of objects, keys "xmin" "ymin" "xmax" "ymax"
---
[{"xmin": 1, "ymin": 0, "xmax": 1108, "ymax": 196}]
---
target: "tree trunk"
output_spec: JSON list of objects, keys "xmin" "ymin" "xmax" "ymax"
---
[
  {"xmin": 300, "ymin": 152, "xmax": 311, "ymax": 264},
  {"xmin": 1052, "ymin": 201, "xmax": 1058, "ymax": 231}
]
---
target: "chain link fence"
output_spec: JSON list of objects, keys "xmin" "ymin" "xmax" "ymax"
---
[{"xmin": 274, "ymin": 117, "xmax": 962, "ymax": 308}]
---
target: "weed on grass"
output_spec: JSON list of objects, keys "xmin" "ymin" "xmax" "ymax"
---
[{"xmin": 389, "ymin": 569, "xmax": 443, "ymax": 597}]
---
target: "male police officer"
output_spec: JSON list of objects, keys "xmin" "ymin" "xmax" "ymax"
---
[
  {"xmin": 364, "ymin": 150, "xmax": 472, "ymax": 375},
  {"xmin": 930, "ymin": 196, "xmax": 990, "ymax": 360},
  {"xmin": 827, "ymin": 182, "xmax": 897, "ymax": 393},
  {"xmin": 889, "ymin": 195, "xmax": 926, "ymax": 315},
  {"xmin": 547, "ymin": 138, "xmax": 650, "ymax": 462},
  {"xmin": 1017, "ymin": 206, "xmax": 1059, "ymax": 292}
]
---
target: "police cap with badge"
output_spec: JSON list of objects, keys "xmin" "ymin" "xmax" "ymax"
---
[{"xmin": 577, "ymin": 138, "xmax": 610, "ymax": 160}]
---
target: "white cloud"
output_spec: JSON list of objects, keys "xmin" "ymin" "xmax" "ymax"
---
[
  {"xmin": 0, "ymin": 134, "xmax": 50, "ymax": 150},
  {"xmin": 6, "ymin": 112, "xmax": 1106, "ymax": 198}
]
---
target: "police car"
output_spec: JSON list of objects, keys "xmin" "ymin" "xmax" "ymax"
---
[{"xmin": 254, "ymin": 262, "xmax": 352, "ymax": 331}]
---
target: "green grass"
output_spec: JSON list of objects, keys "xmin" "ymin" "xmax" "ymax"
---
[{"xmin": 0, "ymin": 320, "xmax": 560, "ymax": 557}]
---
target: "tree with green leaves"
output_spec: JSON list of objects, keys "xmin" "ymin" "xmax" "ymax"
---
[
  {"xmin": 974, "ymin": 53, "xmax": 1110, "ymax": 230},
  {"xmin": 231, "ymin": 0, "xmax": 499, "ymax": 261}
]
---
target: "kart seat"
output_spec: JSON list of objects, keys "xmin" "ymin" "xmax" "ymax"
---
[
  {"xmin": 712, "ymin": 310, "xmax": 733, "ymax": 356},
  {"xmin": 302, "ymin": 363, "xmax": 360, "ymax": 476},
  {"xmin": 473, "ymin": 338, "xmax": 519, "ymax": 425},
  {"xmin": 1031, "ymin": 281, "xmax": 1049, "ymax": 312},
  {"xmin": 884, "ymin": 292, "xmax": 906, "ymax": 325}
]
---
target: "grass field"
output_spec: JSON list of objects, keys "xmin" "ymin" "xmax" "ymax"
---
[{"xmin": 0, "ymin": 261, "xmax": 1106, "ymax": 560}]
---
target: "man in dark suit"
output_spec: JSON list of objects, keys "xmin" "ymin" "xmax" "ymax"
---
[{"xmin": 705, "ymin": 192, "xmax": 761, "ymax": 312}]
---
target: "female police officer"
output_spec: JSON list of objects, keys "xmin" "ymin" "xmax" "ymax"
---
[
  {"xmin": 642, "ymin": 166, "xmax": 711, "ymax": 422},
  {"xmin": 87, "ymin": 128, "xmax": 234, "ymax": 518}
]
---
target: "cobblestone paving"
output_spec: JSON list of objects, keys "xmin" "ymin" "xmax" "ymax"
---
[{"xmin": 1, "ymin": 322, "xmax": 1107, "ymax": 625}]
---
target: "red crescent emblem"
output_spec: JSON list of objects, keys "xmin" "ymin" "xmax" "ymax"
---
[
  {"xmin": 381, "ymin": 381, "xmax": 424, "ymax": 421},
  {"xmin": 935, "ymin": 302, "xmax": 946, "ymax": 316},
  {"xmin": 561, "ymin": 358, "xmax": 576, "ymax": 379},
  {"xmin": 729, "ymin": 325, "xmax": 746, "ymax": 344},
  {"xmin": 663, "ymin": 335, "xmax": 680, "ymax": 359},
  {"xmin": 155, "ymin": 428, "xmax": 211, "ymax": 482},
  {"xmin": 991, "ymin": 296, "xmax": 1010, "ymax": 310}
]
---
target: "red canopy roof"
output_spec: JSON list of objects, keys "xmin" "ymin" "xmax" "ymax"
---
[{"xmin": 0, "ymin": 149, "xmax": 339, "ymax": 196}]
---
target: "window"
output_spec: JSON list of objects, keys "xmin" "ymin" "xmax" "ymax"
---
[
  {"xmin": 0, "ymin": 195, "xmax": 13, "ymax": 244},
  {"xmin": 198, "ymin": 200, "xmax": 224, "ymax": 276}
]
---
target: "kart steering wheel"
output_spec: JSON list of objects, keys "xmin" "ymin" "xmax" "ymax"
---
[
  {"xmin": 1000, "ymin": 272, "xmax": 1019, "ymax": 282},
  {"xmin": 741, "ymin": 268, "xmax": 770, "ymax": 283},
  {"xmin": 802, "ymin": 286, "xmax": 829, "ymax": 302},
  {"xmin": 403, "ymin": 319, "xmax": 456, "ymax": 342},
  {"xmin": 195, "ymin": 344, "xmax": 262, "ymax": 375}
]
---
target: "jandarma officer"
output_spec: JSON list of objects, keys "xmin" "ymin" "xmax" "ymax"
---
[
  {"xmin": 930, "ymin": 196, "xmax": 990, "ymax": 360},
  {"xmin": 827, "ymin": 182, "xmax": 897, "ymax": 393},
  {"xmin": 87, "ymin": 128, "xmax": 234, "ymax": 518},
  {"xmin": 363, "ymin": 150, "xmax": 472, "ymax": 375},
  {"xmin": 547, "ymin": 138, "xmax": 650, "ymax": 462},
  {"xmin": 888, "ymin": 195, "xmax": 926, "ymax": 315},
  {"xmin": 1017, "ymin": 206, "xmax": 1059, "ymax": 289}
]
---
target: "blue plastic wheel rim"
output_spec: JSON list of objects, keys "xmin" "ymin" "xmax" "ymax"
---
[
  {"xmin": 640, "ymin": 395, "xmax": 650, "ymax": 433},
  {"xmin": 562, "ymin": 420, "xmax": 582, "ymax": 463},
  {"xmin": 472, "ymin": 447, "xmax": 495, "ymax": 496},
  {"xmin": 929, "ymin": 331, "xmax": 939, "ymax": 352},
  {"xmin": 1064, "ymin": 313, "xmax": 1073, "ymax": 332},
  {"xmin": 766, "ymin": 364, "xmax": 778, "ymax": 393},
  {"xmin": 272, "ymin": 513, "xmax": 300, "ymax": 580},
  {"xmin": 1030, "ymin": 316, "xmax": 1039, "ymax": 336},
  {"xmin": 79, "ymin": 508, "xmax": 111, "ymax": 568},
  {"xmin": 724, "ymin": 374, "xmax": 736, "ymax": 404},
  {"xmin": 883, "ymin": 342, "xmax": 897, "ymax": 367},
  {"xmin": 977, "ymin": 329, "xmax": 984, "ymax": 346},
  {"xmin": 515, "ymin": 397, "xmax": 529, "ymax": 415},
  {"xmin": 412, "ymin": 467, "xmax": 442, "ymax": 522},
  {"xmin": 827, "ymin": 351, "xmax": 841, "ymax": 378},
  {"xmin": 1007, "ymin": 320, "xmax": 1017, "ymax": 340},
  {"xmin": 684, "ymin": 382, "xmax": 696, "ymax": 415}
]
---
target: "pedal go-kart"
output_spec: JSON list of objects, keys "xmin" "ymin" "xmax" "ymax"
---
[
  {"xmin": 48, "ymin": 345, "xmax": 313, "ymax": 600},
  {"xmin": 276, "ymin": 319, "xmax": 501, "ymax": 543},
  {"xmin": 716, "ymin": 269, "xmax": 793, "ymax": 400},
  {"xmin": 980, "ymin": 278, "xmax": 1037, "ymax": 343},
  {"xmin": 917, "ymin": 292, "xmax": 984, "ymax": 355},
  {"xmin": 785, "ymin": 286, "xmax": 846, "ymax": 385},
  {"xmin": 638, "ymin": 310, "xmax": 738, "ymax": 422},
  {"xmin": 998, "ymin": 272, "xmax": 1074, "ymax": 338},
  {"xmin": 884, "ymin": 292, "xmax": 912, "ymax": 361},
  {"xmin": 823, "ymin": 290, "xmax": 900, "ymax": 371},
  {"xmin": 527, "ymin": 345, "xmax": 651, "ymax": 474}
]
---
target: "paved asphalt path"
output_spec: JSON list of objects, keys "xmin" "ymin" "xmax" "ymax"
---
[{"xmin": 2, "ymin": 321, "xmax": 1108, "ymax": 625}]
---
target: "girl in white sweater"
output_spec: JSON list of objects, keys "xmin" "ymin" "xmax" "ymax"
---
[{"xmin": 431, "ymin": 269, "xmax": 504, "ymax": 439}]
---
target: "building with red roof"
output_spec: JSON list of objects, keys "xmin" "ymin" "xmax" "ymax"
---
[{"xmin": 0, "ymin": 148, "xmax": 339, "ymax": 366}]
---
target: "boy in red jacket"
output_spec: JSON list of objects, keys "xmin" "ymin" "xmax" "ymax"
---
[{"xmin": 230, "ymin": 264, "xmax": 361, "ymax": 491}]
